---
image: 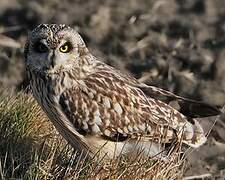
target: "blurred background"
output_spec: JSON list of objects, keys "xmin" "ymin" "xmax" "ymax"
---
[{"xmin": 0, "ymin": 0, "xmax": 225, "ymax": 177}]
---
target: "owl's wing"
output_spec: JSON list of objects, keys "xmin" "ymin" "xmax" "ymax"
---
[
  {"xmin": 91, "ymin": 63, "xmax": 221, "ymax": 118},
  {"xmin": 137, "ymin": 84, "xmax": 221, "ymax": 118},
  {"xmin": 58, "ymin": 64, "xmax": 209, "ymax": 148}
]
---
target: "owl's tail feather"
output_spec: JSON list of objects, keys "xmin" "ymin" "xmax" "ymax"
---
[{"xmin": 178, "ymin": 120, "xmax": 207, "ymax": 148}]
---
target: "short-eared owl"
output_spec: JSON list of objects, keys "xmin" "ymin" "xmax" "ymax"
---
[{"xmin": 24, "ymin": 24, "xmax": 221, "ymax": 159}]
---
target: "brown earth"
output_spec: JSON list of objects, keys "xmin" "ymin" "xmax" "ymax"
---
[{"xmin": 0, "ymin": 0, "xmax": 225, "ymax": 178}]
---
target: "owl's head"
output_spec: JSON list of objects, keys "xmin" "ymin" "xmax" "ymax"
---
[{"xmin": 24, "ymin": 24, "xmax": 88, "ymax": 73}]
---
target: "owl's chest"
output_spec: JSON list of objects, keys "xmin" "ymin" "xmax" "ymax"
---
[
  {"xmin": 30, "ymin": 72, "xmax": 76, "ymax": 112},
  {"xmin": 30, "ymin": 76, "xmax": 55, "ymax": 112}
]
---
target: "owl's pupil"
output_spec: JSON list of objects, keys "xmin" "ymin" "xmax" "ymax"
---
[{"xmin": 39, "ymin": 44, "xmax": 47, "ymax": 52}]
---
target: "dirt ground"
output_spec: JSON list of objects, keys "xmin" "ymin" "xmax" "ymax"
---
[{"xmin": 1, "ymin": 0, "xmax": 225, "ymax": 178}]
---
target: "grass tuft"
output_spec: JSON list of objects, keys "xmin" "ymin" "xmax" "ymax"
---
[{"xmin": 0, "ymin": 90, "xmax": 185, "ymax": 179}]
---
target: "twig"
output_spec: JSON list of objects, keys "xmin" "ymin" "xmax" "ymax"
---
[
  {"xmin": 183, "ymin": 173, "xmax": 212, "ymax": 180},
  {"xmin": 0, "ymin": 25, "xmax": 23, "ymax": 34},
  {"xmin": 0, "ymin": 158, "xmax": 4, "ymax": 180},
  {"xmin": 206, "ymin": 104, "xmax": 225, "ymax": 138}
]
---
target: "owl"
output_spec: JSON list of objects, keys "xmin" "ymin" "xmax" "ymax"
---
[{"xmin": 24, "ymin": 24, "xmax": 221, "ymax": 159}]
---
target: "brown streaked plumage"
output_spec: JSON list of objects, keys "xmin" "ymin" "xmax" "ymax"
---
[{"xmin": 24, "ymin": 24, "xmax": 221, "ymax": 159}]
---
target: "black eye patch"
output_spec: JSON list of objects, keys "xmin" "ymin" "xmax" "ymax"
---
[{"xmin": 33, "ymin": 41, "xmax": 48, "ymax": 53}]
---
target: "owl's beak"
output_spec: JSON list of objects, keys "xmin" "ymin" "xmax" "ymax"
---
[{"xmin": 48, "ymin": 50, "xmax": 56, "ymax": 68}]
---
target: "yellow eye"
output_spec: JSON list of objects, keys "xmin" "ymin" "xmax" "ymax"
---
[{"xmin": 59, "ymin": 43, "xmax": 71, "ymax": 53}]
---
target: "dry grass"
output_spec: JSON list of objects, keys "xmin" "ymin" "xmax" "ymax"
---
[{"xmin": 0, "ymin": 90, "xmax": 186, "ymax": 179}]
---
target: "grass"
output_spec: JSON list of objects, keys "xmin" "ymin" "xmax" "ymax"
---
[{"xmin": 0, "ymin": 90, "xmax": 185, "ymax": 179}]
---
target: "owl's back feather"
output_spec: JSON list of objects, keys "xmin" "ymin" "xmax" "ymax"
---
[{"xmin": 58, "ymin": 59, "xmax": 219, "ymax": 149}]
